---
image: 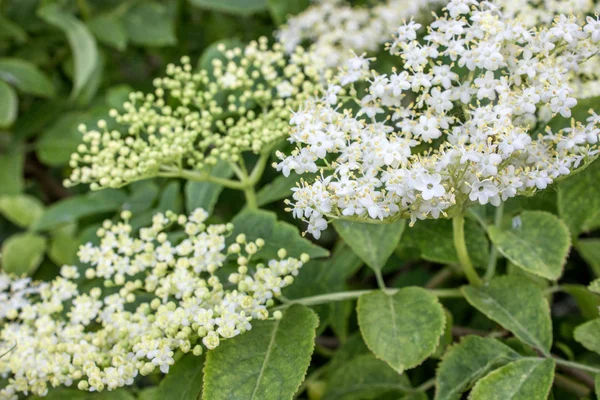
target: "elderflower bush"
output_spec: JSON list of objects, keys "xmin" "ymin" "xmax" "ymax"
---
[
  {"xmin": 277, "ymin": 0, "xmax": 600, "ymax": 238},
  {"xmin": 0, "ymin": 208, "xmax": 308, "ymax": 397}
]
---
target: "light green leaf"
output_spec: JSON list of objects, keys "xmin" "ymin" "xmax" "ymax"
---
[
  {"xmin": 577, "ymin": 239, "xmax": 600, "ymax": 277},
  {"xmin": 0, "ymin": 148, "xmax": 24, "ymax": 196},
  {"xmin": 488, "ymin": 211, "xmax": 571, "ymax": 280},
  {"xmin": 558, "ymin": 159, "xmax": 600, "ymax": 236},
  {"xmin": 468, "ymin": 358, "xmax": 555, "ymax": 400},
  {"xmin": 0, "ymin": 195, "xmax": 44, "ymax": 227},
  {"xmin": 590, "ymin": 278, "xmax": 600, "ymax": 294},
  {"xmin": 190, "ymin": 0, "xmax": 268, "ymax": 15},
  {"xmin": 0, "ymin": 58, "xmax": 54, "ymax": 98},
  {"xmin": 404, "ymin": 218, "xmax": 489, "ymax": 267},
  {"xmin": 88, "ymin": 14, "xmax": 127, "ymax": 51},
  {"xmin": 0, "ymin": 80, "xmax": 18, "ymax": 127},
  {"xmin": 574, "ymin": 319, "xmax": 600, "ymax": 355},
  {"xmin": 357, "ymin": 287, "xmax": 445, "ymax": 373},
  {"xmin": 333, "ymin": 220, "xmax": 405, "ymax": 272},
  {"xmin": 229, "ymin": 209, "xmax": 329, "ymax": 260},
  {"xmin": 156, "ymin": 354, "xmax": 204, "ymax": 400},
  {"xmin": 323, "ymin": 354, "xmax": 413, "ymax": 400},
  {"xmin": 33, "ymin": 190, "xmax": 127, "ymax": 231},
  {"xmin": 185, "ymin": 161, "xmax": 233, "ymax": 214},
  {"xmin": 268, "ymin": 0, "xmax": 309, "ymax": 25},
  {"xmin": 38, "ymin": 4, "xmax": 99, "ymax": 100},
  {"xmin": 561, "ymin": 284, "xmax": 600, "ymax": 320},
  {"xmin": 124, "ymin": 3, "xmax": 176, "ymax": 47},
  {"xmin": 435, "ymin": 336, "xmax": 521, "ymax": 400},
  {"xmin": 1, "ymin": 233, "xmax": 47, "ymax": 275},
  {"xmin": 105, "ymin": 84, "xmax": 133, "ymax": 111},
  {"xmin": 203, "ymin": 305, "xmax": 318, "ymax": 400},
  {"xmin": 462, "ymin": 276, "xmax": 552, "ymax": 355}
]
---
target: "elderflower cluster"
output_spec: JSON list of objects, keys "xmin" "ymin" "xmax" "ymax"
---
[
  {"xmin": 496, "ymin": 0, "xmax": 600, "ymax": 98},
  {"xmin": 0, "ymin": 209, "xmax": 308, "ymax": 398},
  {"xmin": 65, "ymin": 38, "xmax": 324, "ymax": 190},
  {"xmin": 276, "ymin": 0, "xmax": 600, "ymax": 238},
  {"xmin": 277, "ymin": 0, "xmax": 440, "ymax": 69}
]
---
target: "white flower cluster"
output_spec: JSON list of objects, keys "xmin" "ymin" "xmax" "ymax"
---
[
  {"xmin": 65, "ymin": 38, "xmax": 323, "ymax": 190},
  {"xmin": 277, "ymin": 0, "xmax": 440, "ymax": 69},
  {"xmin": 496, "ymin": 0, "xmax": 600, "ymax": 98},
  {"xmin": 0, "ymin": 209, "xmax": 308, "ymax": 398},
  {"xmin": 276, "ymin": 0, "xmax": 600, "ymax": 238}
]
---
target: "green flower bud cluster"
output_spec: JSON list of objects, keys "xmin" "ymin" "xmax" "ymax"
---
[{"xmin": 65, "ymin": 38, "xmax": 326, "ymax": 190}]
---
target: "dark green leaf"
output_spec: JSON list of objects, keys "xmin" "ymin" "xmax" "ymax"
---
[
  {"xmin": 48, "ymin": 225, "xmax": 79, "ymax": 266},
  {"xmin": 0, "ymin": 148, "xmax": 24, "ymax": 195},
  {"xmin": 561, "ymin": 284, "xmax": 600, "ymax": 320},
  {"xmin": 88, "ymin": 14, "xmax": 127, "ymax": 51},
  {"xmin": 357, "ymin": 288, "xmax": 446, "ymax": 373},
  {"xmin": 574, "ymin": 319, "xmax": 600, "ymax": 355},
  {"xmin": 198, "ymin": 39, "xmax": 244, "ymax": 74},
  {"xmin": 558, "ymin": 159, "xmax": 600, "ymax": 235},
  {"xmin": 268, "ymin": 0, "xmax": 309, "ymax": 25},
  {"xmin": 190, "ymin": 0, "xmax": 268, "ymax": 15},
  {"xmin": 577, "ymin": 238, "xmax": 600, "ymax": 277},
  {"xmin": 256, "ymin": 173, "xmax": 311, "ymax": 207},
  {"xmin": 0, "ymin": 58, "xmax": 54, "ymax": 97},
  {"xmin": 0, "ymin": 80, "xmax": 18, "ymax": 127},
  {"xmin": 435, "ymin": 336, "xmax": 520, "ymax": 400},
  {"xmin": 185, "ymin": 161, "xmax": 233, "ymax": 214},
  {"xmin": 124, "ymin": 3, "xmax": 176, "ymax": 47},
  {"xmin": 203, "ymin": 305, "xmax": 318, "ymax": 400},
  {"xmin": 156, "ymin": 354, "xmax": 204, "ymax": 400},
  {"xmin": 462, "ymin": 276, "xmax": 552, "ymax": 355},
  {"xmin": 468, "ymin": 358, "xmax": 555, "ymax": 400},
  {"xmin": 333, "ymin": 220, "xmax": 405, "ymax": 272},
  {"xmin": 0, "ymin": 16, "xmax": 28, "ymax": 43},
  {"xmin": 1, "ymin": 232, "xmax": 47, "ymax": 275}
]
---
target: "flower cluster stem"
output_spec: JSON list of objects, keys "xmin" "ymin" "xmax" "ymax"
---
[
  {"xmin": 485, "ymin": 203, "xmax": 504, "ymax": 281},
  {"xmin": 452, "ymin": 214, "xmax": 483, "ymax": 286}
]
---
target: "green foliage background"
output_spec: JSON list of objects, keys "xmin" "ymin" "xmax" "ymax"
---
[{"xmin": 1, "ymin": 0, "xmax": 600, "ymax": 399}]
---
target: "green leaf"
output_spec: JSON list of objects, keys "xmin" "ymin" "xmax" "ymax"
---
[
  {"xmin": 88, "ymin": 14, "xmax": 127, "ymax": 51},
  {"xmin": 33, "ymin": 190, "xmax": 127, "ymax": 231},
  {"xmin": 0, "ymin": 80, "xmax": 18, "ymax": 127},
  {"xmin": 404, "ymin": 218, "xmax": 489, "ymax": 267},
  {"xmin": 574, "ymin": 319, "xmax": 600, "ymax": 355},
  {"xmin": 105, "ymin": 84, "xmax": 133, "ymax": 111},
  {"xmin": 435, "ymin": 336, "xmax": 521, "ymax": 400},
  {"xmin": 256, "ymin": 173, "xmax": 312, "ymax": 207},
  {"xmin": 560, "ymin": 284, "xmax": 600, "ymax": 320},
  {"xmin": 333, "ymin": 220, "xmax": 405, "ymax": 272},
  {"xmin": 267, "ymin": 0, "xmax": 309, "ymax": 25},
  {"xmin": 198, "ymin": 39, "xmax": 244, "ymax": 74},
  {"xmin": 203, "ymin": 304, "xmax": 318, "ymax": 400},
  {"xmin": 468, "ymin": 358, "xmax": 555, "ymax": 400},
  {"xmin": 357, "ymin": 288, "xmax": 445, "ymax": 373},
  {"xmin": 0, "ymin": 148, "xmax": 24, "ymax": 196},
  {"xmin": 156, "ymin": 354, "xmax": 204, "ymax": 400},
  {"xmin": 0, "ymin": 195, "xmax": 44, "ymax": 227},
  {"xmin": 229, "ymin": 209, "xmax": 329, "ymax": 260},
  {"xmin": 124, "ymin": 3, "xmax": 176, "ymax": 47},
  {"xmin": 0, "ymin": 16, "xmax": 27, "ymax": 43},
  {"xmin": 595, "ymin": 374, "xmax": 600, "ymax": 400},
  {"xmin": 48, "ymin": 226, "xmax": 79, "ymax": 266},
  {"xmin": 0, "ymin": 58, "xmax": 54, "ymax": 98},
  {"xmin": 577, "ymin": 239, "xmax": 600, "ymax": 277},
  {"xmin": 462, "ymin": 276, "xmax": 552, "ymax": 355},
  {"xmin": 185, "ymin": 161, "xmax": 233, "ymax": 214},
  {"xmin": 13, "ymin": 99, "xmax": 66, "ymax": 140},
  {"xmin": 558, "ymin": 159, "xmax": 600, "ymax": 235},
  {"xmin": 1, "ymin": 232, "xmax": 47, "ymax": 275},
  {"xmin": 36, "ymin": 112, "xmax": 85, "ymax": 166},
  {"xmin": 190, "ymin": 0, "xmax": 268, "ymax": 15},
  {"xmin": 323, "ymin": 353, "xmax": 413, "ymax": 400},
  {"xmin": 488, "ymin": 211, "xmax": 571, "ymax": 280},
  {"xmin": 38, "ymin": 4, "xmax": 98, "ymax": 100},
  {"xmin": 590, "ymin": 278, "xmax": 600, "ymax": 294}
]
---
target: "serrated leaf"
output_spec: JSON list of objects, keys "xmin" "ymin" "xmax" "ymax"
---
[
  {"xmin": 468, "ymin": 358, "xmax": 555, "ymax": 400},
  {"xmin": 124, "ymin": 3, "xmax": 176, "ymax": 47},
  {"xmin": 577, "ymin": 239, "xmax": 600, "ymax": 277},
  {"xmin": 0, "ymin": 194, "xmax": 44, "ymax": 227},
  {"xmin": 462, "ymin": 276, "xmax": 552, "ymax": 355},
  {"xmin": 190, "ymin": 0, "xmax": 268, "ymax": 15},
  {"xmin": 229, "ymin": 208, "xmax": 329, "ymax": 260},
  {"xmin": 268, "ymin": 0, "xmax": 309, "ymax": 25},
  {"xmin": 323, "ymin": 353, "xmax": 413, "ymax": 400},
  {"xmin": 488, "ymin": 211, "xmax": 570, "ymax": 280},
  {"xmin": 1, "ymin": 233, "xmax": 47, "ymax": 275},
  {"xmin": 0, "ymin": 58, "xmax": 54, "ymax": 98},
  {"xmin": 33, "ymin": 190, "xmax": 127, "ymax": 231},
  {"xmin": 435, "ymin": 336, "xmax": 521, "ymax": 400},
  {"xmin": 333, "ymin": 220, "xmax": 405, "ymax": 272},
  {"xmin": 156, "ymin": 354, "xmax": 204, "ymax": 400},
  {"xmin": 357, "ymin": 287, "xmax": 445, "ymax": 373},
  {"xmin": 404, "ymin": 218, "xmax": 489, "ymax": 267},
  {"xmin": 203, "ymin": 305, "xmax": 318, "ymax": 400},
  {"xmin": 185, "ymin": 161, "xmax": 233, "ymax": 214},
  {"xmin": 0, "ymin": 80, "xmax": 17, "ymax": 127},
  {"xmin": 558, "ymin": 159, "xmax": 600, "ymax": 235},
  {"xmin": 38, "ymin": 4, "xmax": 99, "ymax": 100},
  {"xmin": 574, "ymin": 319, "xmax": 600, "ymax": 355},
  {"xmin": 88, "ymin": 14, "xmax": 127, "ymax": 51}
]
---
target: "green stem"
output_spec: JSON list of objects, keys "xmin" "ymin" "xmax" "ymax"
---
[
  {"xmin": 374, "ymin": 269, "xmax": 386, "ymax": 290},
  {"xmin": 554, "ymin": 358, "xmax": 600, "ymax": 375},
  {"xmin": 453, "ymin": 214, "xmax": 483, "ymax": 286},
  {"xmin": 160, "ymin": 167, "xmax": 246, "ymax": 190},
  {"xmin": 485, "ymin": 203, "xmax": 504, "ymax": 281},
  {"xmin": 272, "ymin": 288, "xmax": 463, "ymax": 310},
  {"xmin": 244, "ymin": 186, "xmax": 258, "ymax": 210}
]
